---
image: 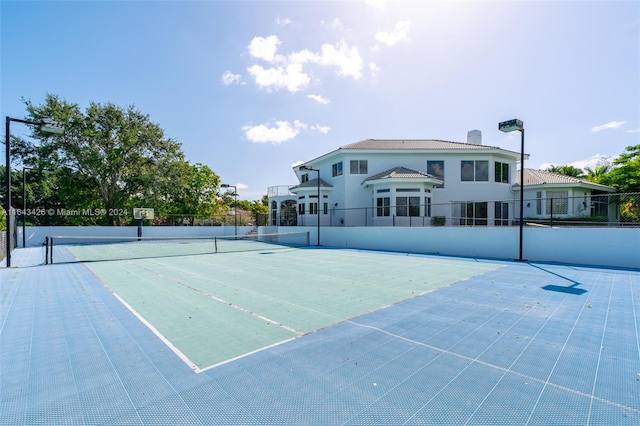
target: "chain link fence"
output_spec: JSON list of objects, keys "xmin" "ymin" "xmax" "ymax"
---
[{"xmin": 262, "ymin": 192, "xmax": 640, "ymax": 228}]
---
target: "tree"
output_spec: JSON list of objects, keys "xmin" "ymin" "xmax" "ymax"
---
[
  {"xmin": 584, "ymin": 164, "xmax": 610, "ymax": 184},
  {"xmin": 18, "ymin": 95, "xmax": 187, "ymax": 224},
  {"xmin": 169, "ymin": 163, "xmax": 222, "ymax": 224},
  {"xmin": 546, "ymin": 165, "xmax": 586, "ymax": 178},
  {"xmin": 598, "ymin": 144, "xmax": 640, "ymax": 193}
]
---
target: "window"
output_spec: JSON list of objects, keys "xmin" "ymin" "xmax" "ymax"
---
[
  {"xmin": 350, "ymin": 160, "xmax": 368, "ymax": 174},
  {"xmin": 309, "ymin": 202, "xmax": 318, "ymax": 214},
  {"xmin": 396, "ymin": 196, "xmax": 420, "ymax": 217},
  {"xmin": 396, "ymin": 188, "xmax": 420, "ymax": 192},
  {"xmin": 332, "ymin": 162, "xmax": 343, "ymax": 177},
  {"xmin": 494, "ymin": 202, "xmax": 509, "ymax": 226},
  {"xmin": 461, "ymin": 202, "xmax": 488, "ymax": 226},
  {"xmin": 461, "ymin": 160, "xmax": 489, "ymax": 182},
  {"xmin": 425, "ymin": 197, "xmax": 432, "ymax": 217},
  {"xmin": 323, "ymin": 203, "xmax": 328, "ymax": 215},
  {"xmin": 495, "ymin": 162, "xmax": 509, "ymax": 183},
  {"xmin": 298, "ymin": 203, "xmax": 305, "ymax": 215},
  {"xmin": 546, "ymin": 190, "xmax": 569, "ymax": 215},
  {"xmin": 377, "ymin": 189, "xmax": 390, "ymax": 193},
  {"xmin": 376, "ymin": 197, "xmax": 390, "ymax": 216},
  {"xmin": 427, "ymin": 161, "xmax": 444, "ymax": 188},
  {"xmin": 301, "ymin": 173, "xmax": 309, "ymax": 183},
  {"xmin": 536, "ymin": 191, "xmax": 542, "ymax": 215}
]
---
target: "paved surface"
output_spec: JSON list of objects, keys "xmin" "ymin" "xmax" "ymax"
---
[{"xmin": 1, "ymin": 247, "xmax": 639, "ymax": 425}]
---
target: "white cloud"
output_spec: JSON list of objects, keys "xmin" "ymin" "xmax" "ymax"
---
[
  {"xmin": 247, "ymin": 63, "xmax": 311, "ymax": 93},
  {"xmin": 369, "ymin": 63, "xmax": 381, "ymax": 77},
  {"xmin": 276, "ymin": 16, "xmax": 291, "ymax": 26},
  {"xmin": 248, "ymin": 35, "xmax": 281, "ymax": 62},
  {"xmin": 365, "ymin": 0, "xmax": 386, "ymax": 10},
  {"xmin": 291, "ymin": 160, "xmax": 305, "ymax": 168},
  {"xmin": 311, "ymin": 124, "xmax": 331, "ymax": 134},
  {"xmin": 539, "ymin": 154, "xmax": 614, "ymax": 172},
  {"xmin": 627, "ymin": 128, "xmax": 640, "ymax": 133},
  {"xmin": 591, "ymin": 121, "xmax": 626, "ymax": 132},
  {"xmin": 293, "ymin": 120, "xmax": 307, "ymax": 129},
  {"xmin": 316, "ymin": 41, "xmax": 363, "ymax": 79},
  {"xmin": 243, "ymin": 120, "xmax": 304, "ymax": 144},
  {"xmin": 307, "ymin": 94, "xmax": 330, "ymax": 104},
  {"xmin": 375, "ymin": 21, "xmax": 412, "ymax": 47},
  {"xmin": 221, "ymin": 71, "xmax": 243, "ymax": 85},
  {"xmin": 236, "ymin": 183, "xmax": 249, "ymax": 189}
]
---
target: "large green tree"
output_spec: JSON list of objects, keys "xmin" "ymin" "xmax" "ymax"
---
[
  {"xmin": 598, "ymin": 144, "xmax": 640, "ymax": 193},
  {"xmin": 169, "ymin": 163, "xmax": 222, "ymax": 224},
  {"xmin": 17, "ymin": 94, "xmax": 188, "ymax": 224}
]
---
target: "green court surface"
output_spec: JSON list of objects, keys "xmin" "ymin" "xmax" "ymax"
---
[{"xmin": 81, "ymin": 248, "xmax": 500, "ymax": 371}]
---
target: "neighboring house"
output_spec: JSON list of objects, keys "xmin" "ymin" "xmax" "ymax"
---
[
  {"xmin": 267, "ymin": 131, "xmax": 616, "ymax": 227},
  {"xmin": 516, "ymin": 168, "xmax": 616, "ymax": 220}
]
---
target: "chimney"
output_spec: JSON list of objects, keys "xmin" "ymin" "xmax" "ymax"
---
[{"xmin": 467, "ymin": 129, "xmax": 482, "ymax": 145}]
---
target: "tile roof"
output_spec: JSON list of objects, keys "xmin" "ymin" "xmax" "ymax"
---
[
  {"xmin": 340, "ymin": 139, "xmax": 501, "ymax": 151},
  {"xmin": 516, "ymin": 169, "xmax": 614, "ymax": 191},
  {"xmin": 289, "ymin": 178, "xmax": 333, "ymax": 191},
  {"xmin": 363, "ymin": 166, "xmax": 438, "ymax": 182}
]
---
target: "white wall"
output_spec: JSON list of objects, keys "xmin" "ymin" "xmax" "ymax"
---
[{"xmin": 262, "ymin": 226, "xmax": 640, "ymax": 270}]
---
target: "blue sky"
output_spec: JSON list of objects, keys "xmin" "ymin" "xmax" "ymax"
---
[{"xmin": 2, "ymin": 1, "xmax": 638, "ymax": 201}]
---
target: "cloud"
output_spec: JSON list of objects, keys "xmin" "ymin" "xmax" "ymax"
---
[
  {"xmin": 627, "ymin": 128, "xmax": 640, "ymax": 133},
  {"xmin": 315, "ymin": 41, "xmax": 363, "ymax": 79},
  {"xmin": 221, "ymin": 71, "xmax": 243, "ymax": 85},
  {"xmin": 291, "ymin": 160, "xmax": 305, "ymax": 168},
  {"xmin": 242, "ymin": 120, "xmax": 306, "ymax": 144},
  {"xmin": 307, "ymin": 94, "xmax": 330, "ymax": 104},
  {"xmin": 369, "ymin": 63, "xmax": 381, "ymax": 77},
  {"xmin": 591, "ymin": 121, "xmax": 626, "ymax": 132},
  {"xmin": 375, "ymin": 21, "xmax": 412, "ymax": 46},
  {"xmin": 236, "ymin": 183, "xmax": 249, "ymax": 189},
  {"xmin": 311, "ymin": 124, "xmax": 331, "ymax": 134},
  {"xmin": 539, "ymin": 154, "xmax": 614, "ymax": 172},
  {"xmin": 276, "ymin": 16, "xmax": 291, "ymax": 26},
  {"xmin": 248, "ymin": 35, "xmax": 281, "ymax": 62},
  {"xmin": 247, "ymin": 63, "xmax": 311, "ymax": 93},
  {"xmin": 365, "ymin": 0, "xmax": 386, "ymax": 10}
]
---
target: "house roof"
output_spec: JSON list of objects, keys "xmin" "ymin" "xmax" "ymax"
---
[
  {"xmin": 515, "ymin": 169, "xmax": 615, "ymax": 192},
  {"xmin": 363, "ymin": 166, "xmax": 439, "ymax": 182},
  {"xmin": 341, "ymin": 139, "xmax": 503, "ymax": 151},
  {"xmin": 289, "ymin": 178, "xmax": 333, "ymax": 192}
]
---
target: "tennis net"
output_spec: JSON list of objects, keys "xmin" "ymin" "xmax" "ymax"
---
[{"xmin": 46, "ymin": 231, "xmax": 310, "ymax": 264}]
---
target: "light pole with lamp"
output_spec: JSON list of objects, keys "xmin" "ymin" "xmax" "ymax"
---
[
  {"xmin": 299, "ymin": 165, "xmax": 320, "ymax": 246},
  {"xmin": 5, "ymin": 117, "xmax": 64, "ymax": 267},
  {"xmin": 498, "ymin": 118, "xmax": 526, "ymax": 262},
  {"xmin": 22, "ymin": 167, "xmax": 53, "ymax": 248},
  {"xmin": 221, "ymin": 184, "xmax": 237, "ymax": 237}
]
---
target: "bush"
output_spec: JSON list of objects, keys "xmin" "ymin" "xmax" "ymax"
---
[{"xmin": 432, "ymin": 216, "xmax": 446, "ymax": 226}]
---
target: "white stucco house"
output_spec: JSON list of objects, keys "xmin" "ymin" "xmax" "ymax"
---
[{"xmin": 267, "ymin": 130, "xmax": 616, "ymax": 227}]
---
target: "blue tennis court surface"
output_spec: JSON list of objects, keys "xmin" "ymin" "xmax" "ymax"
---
[{"xmin": 1, "ymin": 247, "xmax": 639, "ymax": 425}]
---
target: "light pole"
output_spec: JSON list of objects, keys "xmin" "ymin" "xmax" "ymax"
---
[
  {"xmin": 299, "ymin": 165, "xmax": 320, "ymax": 246},
  {"xmin": 221, "ymin": 184, "xmax": 237, "ymax": 237},
  {"xmin": 5, "ymin": 117, "xmax": 64, "ymax": 267},
  {"xmin": 499, "ymin": 118, "xmax": 526, "ymax": 262}
]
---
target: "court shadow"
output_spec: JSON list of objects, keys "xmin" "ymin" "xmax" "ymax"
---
[
  {"xmin": 530, "ymin": 263, "xmax": 588, "ymax": 295},
  {"xmin": 541, "ymin": 284, "xmax": 587, "ymax": 295}
]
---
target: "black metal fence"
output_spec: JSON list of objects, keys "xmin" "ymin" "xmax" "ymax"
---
[{"xmin": 262, "ymin": 192, "xmax": 640, "ymax": 228}]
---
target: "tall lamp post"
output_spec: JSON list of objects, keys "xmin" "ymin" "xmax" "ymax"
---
[
  {"xmin": 5, "ymin": 117, "xmax": 64, "ymax": 267},
  {"xmin": 299, "ymin": 165, "xmax": 320, "ymax": 246},
  {"xmin": 499, "ymin": 118, "xmax": 526, "ymax": 262},
  {"xmin": 22, "ymin": 167, "xmax": 53, "ymax": 248},
  {"xmin": 221, "ymin": 184, "xmax": 237, "ymax": 237}
]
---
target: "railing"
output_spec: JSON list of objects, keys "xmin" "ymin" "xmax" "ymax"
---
[
  {"xmin": 261, "ymin": 192, "xmax": 640, "ymax": 228},
  {"xmin": 267, "ymin": 186, "xmax": 296, "ymax": 197}
]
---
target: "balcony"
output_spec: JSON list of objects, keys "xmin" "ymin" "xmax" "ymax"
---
[{"xmin": 267, "ymin": 185, "xmax": 296, "ymax": 197}]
